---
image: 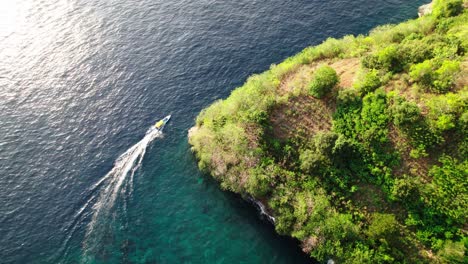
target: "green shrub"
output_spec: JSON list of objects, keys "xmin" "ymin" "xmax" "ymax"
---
[
  {"xmin": 341, "ymin": 35, "xmax": 373, "ymax": 57},
  {"xmin": 367, "ymin": 213, "xmax": 399, "ymax": 238},
  {"xmin": 316, "ymin": 37, "xmax": 346, "ymax": 59},
  {"xmin": 410, "ymin": 146, "xmax": 428, "ymax": 159},
  {"xmin": 399, "ymin": 37, "xmax": 436, "ymax": 64},
  {"xmin": 435, "ymin": 114, "xmax": 456, "ymax": 131},
  {"xmin": 363, "ymin": 44, "xmax": 404, "ymax": 72},
  {"xmin": 246, "ymin": 162, "xmax": 279, "ymax": 197},
  {"xmin": 390, "ymin": 175, "xmax": 421, "ymax": 202},
  {"xmin": 409, "ymin": 59, "xmax": 437, "ymax": 87},
  {"xmin": 309, "ymin": 65, "xmax": 339, "ymax": 98},
  {"xmin": 437, "ymin": 240, "xmax": 466, "ymax": 263},
  {"xmin": 357, "ymin": 90, "xmax": 390, "ymax": 145},
  {"xmin": 354, "ymin": 69, "xmax": 382, "ymax": 94},
  {"xmin": 433, "ymin": 60, "xmax": 461, "ymax": 92},
  {"xmin": 391, "ymin": 99, "xmax": 421, "ymax": 127},
  {"xmin": 432, "ymin": 34, "xmax": 463, "ymax": 60},
  {"xmin": 299, "ymin": 132, "xmax": 338, "ymax": 173},
  {"xmin": 428, "ymin": 156, "xmax": 468, "ymax": 224},
  {"xmin": 337, "ymin": 88, "xmax": 361, "ymax": 107},
  {"xmin": 368, "ymin": 16, "xmax": 435, "ymax": 45},
  {"xmin": 427, "ymin": 91, "xmax": 467, "ymax": 118},
  {"xmin": 433, "ymin": 0, "xmax": 463, "ymax": 18},
  {"xmin": 410, "ymin": 59, "xmax": 461, "ymax": 93}
]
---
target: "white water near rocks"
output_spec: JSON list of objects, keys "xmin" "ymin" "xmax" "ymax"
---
[{"xmin": 247, "ymin": 196, "xmax": 276, "ymax": 224}]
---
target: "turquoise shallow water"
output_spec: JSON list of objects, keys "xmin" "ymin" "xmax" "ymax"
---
[{"xmin": 0, "ymin": 0, "xmax": 428, "ymax": 263}]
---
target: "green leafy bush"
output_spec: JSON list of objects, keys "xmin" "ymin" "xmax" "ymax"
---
[
  {"xmin": 435, "ymin": 114, "xmax": 456, "ymax": 131},
  {"xmin": 366, "ymin": 213, "xmax": 399, "ymax": 242},
  {"xmin": 427, "ymin": 156, "xmax": 468, "ymax": 224},
  {"xmin": 437, "ymin": 240, "xmax": 466, "ymax": 263},
  {"xmin": 336, "ymin": 88, "xmax": 361, "ymax": 107},
  {"xmin": 390, "ymin": 97, "xmax": 444, "ymax": 153},
  {"xmin": 390, "ymin": 175, "xmax": 421, "ymax": 202},
  {"xmin": 432, "ymin": 34, "xmax": 463, "ymax": 60},
  {"xmin": 433, "ymin": 0, "xmax": 463, "ymax": 18},
  {"xmin": 391, "ymin": 98, "xmax": 421, "ymax": 127},
  {"xmin": 309, "ymin": 65, "xmax": 339, "ymax": 98},
  {"xmin": 433, "ymin": 60, "xmax": 461, "ymax": 92},
  {"xmin": 409, "ymin": 59, "xmax": 437, "ymax": 87},
  {"xmin": 357, "ymin": 90, "xmax": 390, "ymax": 145},
  {"xmin": 362, "ymin": 44, "xmax": 404, "ymax": 72},
  {"xmin": 316, "ymin": 37, "xmax": 346, "ymax": 59},
  {"xmin": 246, "ymin": 161, "xmax": 280, "ymax": 197},
  {"xmin": 368, "ymin": 17, "xmax": 435, "ymax": 45},
  {"xmin": 410, "ymin": 59, "xmax": 460, "ymax": 93},
  {"xmin": 399, "ymin": 37, "xmax": 435, "ymax": 64},
  {"xmin": 354, "ymin": 69, "xmax": 382, "ymax": 94},
  {"xmin": 299, "ymin": 132, "xmax": 337, "ymax": 173}
]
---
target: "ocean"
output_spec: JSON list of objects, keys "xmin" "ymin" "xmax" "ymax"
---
[{"xmin": 0, "ymin": 0, "xmax": 428, "ymax": 263}]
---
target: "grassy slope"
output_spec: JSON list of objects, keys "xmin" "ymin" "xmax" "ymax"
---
[{"xmin": 189, "ymin": 1, "xmax": 467, "ymax": 263}]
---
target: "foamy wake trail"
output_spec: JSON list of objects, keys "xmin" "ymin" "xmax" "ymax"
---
[{"xmin": 81, "ymin": 127, "xmax": 162, "ymax": 259}]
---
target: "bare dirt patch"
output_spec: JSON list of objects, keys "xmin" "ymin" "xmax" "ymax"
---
[
  {"xmin": 278, "ymin": 58, "xmax": 360, "ymax": 95},
  {"xmin": 271, "ymin": 58, "xmax": 360, "ymax": 141},
  {"xmin": 278, "ymin": 62, "xmax": 322, "ymax": 95},
  {"xmin": 269, "ymin": 95, "xmax": 334, "ymax": 141},
  {"xmin": 329, "ymin": 58, "xmax": 360, "ymax": 88}
]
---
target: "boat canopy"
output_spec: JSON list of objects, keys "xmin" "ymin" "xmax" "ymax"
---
[{"xmin": 155, "ymin": 120, "xmax": 164, "ymax": 128}]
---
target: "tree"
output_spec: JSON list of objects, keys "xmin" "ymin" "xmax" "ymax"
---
[{"xmin": 309, "ymin": 65, "xmax": 339, "ymax": 98}]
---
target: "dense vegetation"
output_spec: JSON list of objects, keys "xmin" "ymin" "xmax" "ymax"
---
[{"xmin": 189, "ymin": 1, "xmax": 467, "ymax": 263}]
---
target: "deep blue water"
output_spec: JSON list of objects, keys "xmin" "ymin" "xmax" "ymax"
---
[{"xmin": 0, "ymin": 0, "xmax": 428, "ymax": 263}]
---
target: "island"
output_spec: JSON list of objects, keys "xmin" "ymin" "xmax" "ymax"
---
[{"xmin": 189, "ymin": 0, "xmax": 467, "ymax": 262}]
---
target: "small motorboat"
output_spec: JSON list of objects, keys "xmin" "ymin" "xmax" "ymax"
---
[{"xmin": 154, "ymin": 115, "xmax": 171, "ymax": 130}]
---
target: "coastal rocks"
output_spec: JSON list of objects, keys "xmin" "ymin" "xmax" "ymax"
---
[
  {"xmin": 246, "ymin": 196, "xmax": 276, "ymax": 224},
  {"xmin": 188, "ymin": 126, "xmax": 199, "ymax": 139},
  {"xmin": 418, "ymin": 2, "xmax": 433, "ymax": 17}
]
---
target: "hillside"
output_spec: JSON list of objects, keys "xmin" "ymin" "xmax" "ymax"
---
[{"xmin": 189, "ymin": 1, "xmax": 468, "ymax": 262}]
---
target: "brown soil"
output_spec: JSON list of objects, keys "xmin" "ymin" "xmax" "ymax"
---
[
  {"xmin": 271, "ymin": 58, "xmax": 361, "ymax": 140},
  {"xmin": 269, "ymin": 95, "xmax": 334, "ymax": 141},
  {"xmin": 330, "ymin": 58, "xmax": 360, "ymax": 88},
  {"xmin": 278, "ymin": 58, "xmax": 360, "ymax": 95}
]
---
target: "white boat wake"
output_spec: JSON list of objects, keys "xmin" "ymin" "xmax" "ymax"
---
[{"xmin": 80, "ymin": 127, "xmax": 163, "ymax": 261}]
